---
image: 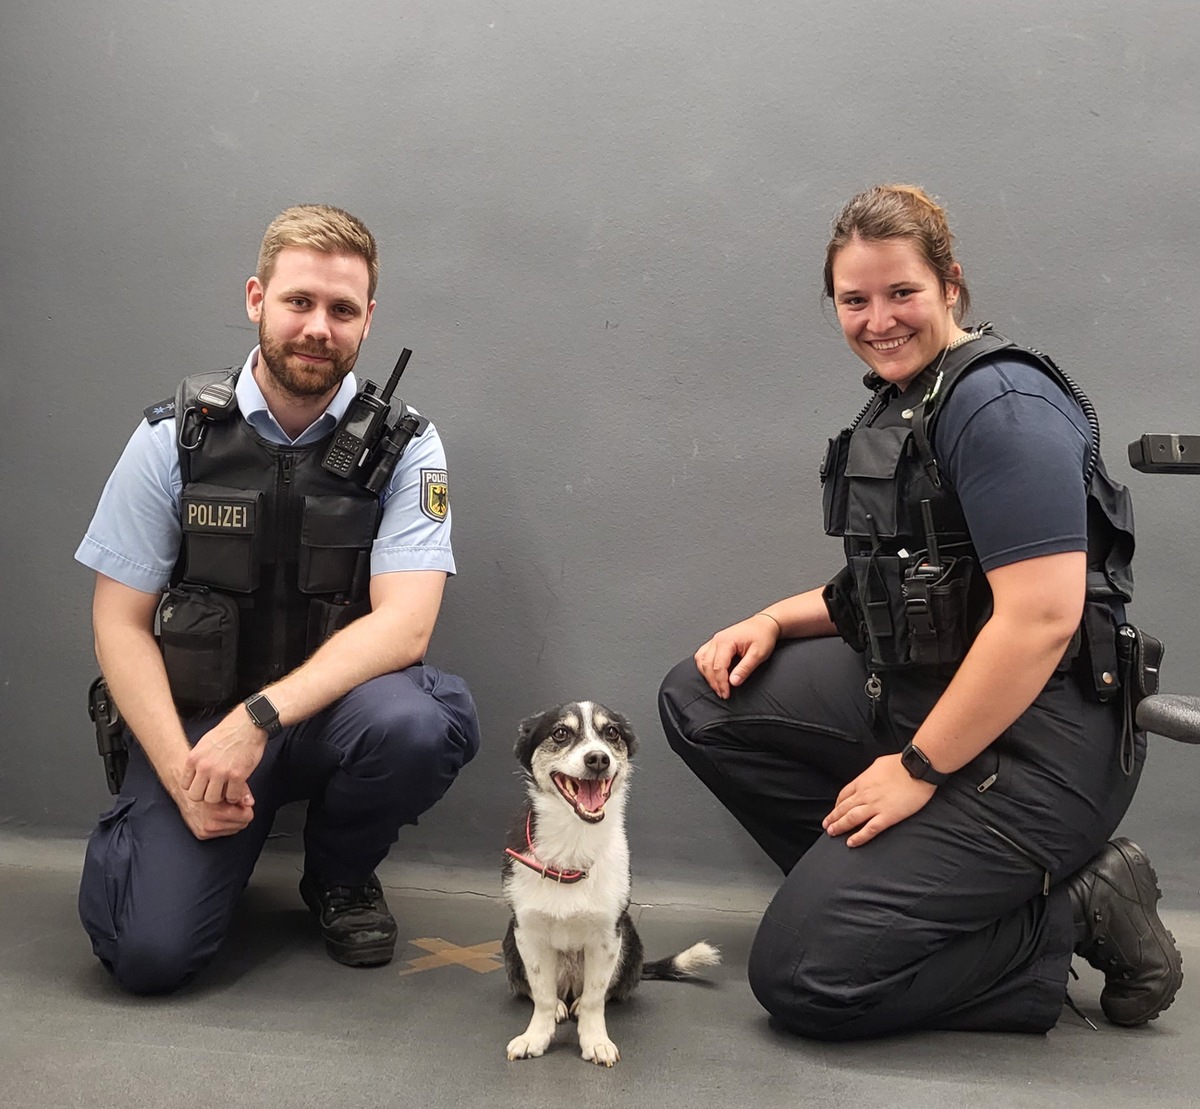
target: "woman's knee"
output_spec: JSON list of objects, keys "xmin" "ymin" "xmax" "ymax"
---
[
  {"xmin": 747, "ymin": 915, "xmax": 867, "ymax": 1040},
  {"xmin": 658, "ymin": 656, "xmax": 709, "ymax": 753}
]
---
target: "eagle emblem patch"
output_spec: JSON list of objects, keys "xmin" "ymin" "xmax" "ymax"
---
[{"xmin": 421, "ymin": 469, "xmax": 449, "ymax": 522}]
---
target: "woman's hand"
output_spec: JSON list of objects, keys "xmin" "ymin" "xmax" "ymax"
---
[
  {"xmin": 694, "ymin": 612, "xmax": 781, "ymax": 699},
  {"xmin": 822, "ymin": 754, "xmax": 937, "ymax": 847}
]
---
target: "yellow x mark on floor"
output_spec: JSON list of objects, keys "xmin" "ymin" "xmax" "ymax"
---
[{"xmin": 396, "ymin": 937, "xmax": 505, "ymax": 976}]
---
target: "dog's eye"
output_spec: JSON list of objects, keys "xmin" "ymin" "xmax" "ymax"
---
[
  {"xmin": 551, "ymin": 726, "xmax": 570, "ymax": 743},
  {"xmin": 603, "ymin": 724, "xmax": 621, "ymax": 742}
]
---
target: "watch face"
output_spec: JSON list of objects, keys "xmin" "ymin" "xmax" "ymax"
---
[
  {"xmin": 902, "ymin": 744, "xmax": 930, "ymax": 780},
  {"xmin": 246, "ymin": 694, "xmax": 277, "ymax": 727}
]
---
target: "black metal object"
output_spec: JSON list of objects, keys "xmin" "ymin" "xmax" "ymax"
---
[{"xmin": 1128, "ymin": 433, "xmax": 1200, "ymax": 744}]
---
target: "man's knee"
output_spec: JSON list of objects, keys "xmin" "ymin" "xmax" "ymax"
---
[
  {"xmin": 343, "ymin": 669, "xmax": 480, "ymax": 772},
  {"xmin": 105, "ymin": 930, "xmax": 207, "ymax": 995}
]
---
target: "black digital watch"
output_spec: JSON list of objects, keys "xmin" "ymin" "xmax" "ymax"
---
[
  {"xmin": 243, "ymin": 692, "xmax": 282, "ymax": 738},
  {"xmin": 900, "ymin": 742, "xmax": 949, "ymax": 786}
]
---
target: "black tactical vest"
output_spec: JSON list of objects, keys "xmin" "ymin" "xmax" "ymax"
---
[
  {"xmin": 819, "ymin": 330, "xmax": 1135, "ymax": 698},
  {"xmin": 149, "ymin": 370, "xmax": 383, "ymax": 712}
]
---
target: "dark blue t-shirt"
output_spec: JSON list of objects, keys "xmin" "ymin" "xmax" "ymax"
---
[{"xmin": 931, "ymin": 355, "xmax": 1092, "ymax": 572}]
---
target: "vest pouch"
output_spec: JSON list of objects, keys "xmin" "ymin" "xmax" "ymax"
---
[
  {"xmin": 847, "ymin": 553, "xmax": 977, "ymax": 670},
  {"xmin": 821, "ymin": 429, "xmax": 852, "ymax": 537},
  {"xmin": 179, "ymin": 484, "xmax": 264, "ymax": 593},
  {"xmin": 297, "ymin": 494, "xmax": 381, "ymax": 595},
  {"xmin": 848, "ymin": 553, "xmax": 908, "ymax": 668},
  {"xmin": 306, "ymin": 597, "xmax": 373, "ymax": 654},
  {"xmin": 157, "ymin": 585, "xmax": 240, "ymax": 712},
  {"xmin": 822, "ymin": 564, "xmax": 866, "ymax": 653},
  {"xmin": 844, "ymin": 425, "xmax": 912, "ymax": 540},
  {"xmin": 903, "ymin": 556, "xmax": 975, "ymax": 667}
]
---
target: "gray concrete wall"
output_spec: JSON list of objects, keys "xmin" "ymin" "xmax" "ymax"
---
[{"xmin": 3, "ymin": 1, "xmax": 1199, "ymax": 891}]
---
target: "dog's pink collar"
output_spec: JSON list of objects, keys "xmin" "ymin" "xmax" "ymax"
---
[{"xmin": 504, "ymin": 811, "xmax": 588, "ymax": 883}]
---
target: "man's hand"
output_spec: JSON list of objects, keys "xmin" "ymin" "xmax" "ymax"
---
[
  {"xmin": 172, "ymin": 788, "xmax": 255, "ymax": 840},
  {"xmin": 182, "ymin": 704, "xmax": 267, "ymax": 807},
  {"xmin": 822, "ymin": 754, "xmax": 937, "ymax": 847},
  {"xmin": 694, "ymin": 613, "xmax": 781, "ymax": 699}
]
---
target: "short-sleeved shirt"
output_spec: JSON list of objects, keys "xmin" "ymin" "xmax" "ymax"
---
[
  {"xmin": 76, "ymin": 348, "xmax": 456, "ymax": 594},
  {"xmin": 931, "ymin": 354, "xmax": 1092, "ymax": 573}
]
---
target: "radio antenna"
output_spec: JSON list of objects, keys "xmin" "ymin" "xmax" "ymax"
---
[{"xmin": 380, "ymin": 348, "xmax": 413, "ymax": 404}]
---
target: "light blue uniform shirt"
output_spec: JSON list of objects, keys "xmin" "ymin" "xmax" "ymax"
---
[{"xmin": 76, "ymin": 348, "xmax": 456, "ymax": 594}]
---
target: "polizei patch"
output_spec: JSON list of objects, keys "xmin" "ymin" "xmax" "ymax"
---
[
  {"xmin": 421, "ymin": 469, "xmax": 449, "ymax": 522},
  {"xmin": 180, "ymin": 495, "xmax": 256, "ymax": 534}
]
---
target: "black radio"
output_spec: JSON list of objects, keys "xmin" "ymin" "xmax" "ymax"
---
[
  {"xmin": 321, "ymin": 348, "xmax": 427, "ymax": 488},
  {"xmin": 323, "ymin": 380, "xmax": 392, "ymax": 478}
]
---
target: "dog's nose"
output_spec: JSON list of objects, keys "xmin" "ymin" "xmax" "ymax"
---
[{"xmin": 585, "ymin": 750, "xmax": 611, "ymax": 774}]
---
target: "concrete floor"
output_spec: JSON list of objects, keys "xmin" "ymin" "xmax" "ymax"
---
[{"xmin": 2, "ymin": 831, "xmax": 1197, "ymax": 1109}]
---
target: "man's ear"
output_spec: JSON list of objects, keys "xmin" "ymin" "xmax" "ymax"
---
[
  {"xmin": 246, "ymin": 275, "xmax": 265, "ymax": 323},
  {"xmin": 361, "ymin": 299, "xmax": 376, "ymax": 340}
]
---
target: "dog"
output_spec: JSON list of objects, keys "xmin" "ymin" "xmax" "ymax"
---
[{"xmin": 502, "ymin": 701, "xmax": 719, "ymax": 1067}]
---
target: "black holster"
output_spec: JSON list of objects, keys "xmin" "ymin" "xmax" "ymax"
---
[
  {"xmin": 1116, "ymin": 624, "xmax": 1165, "ymax": 776},
  {"xmin": 87, "ymin": 676, "xmax": 128, "ymax": 795}
]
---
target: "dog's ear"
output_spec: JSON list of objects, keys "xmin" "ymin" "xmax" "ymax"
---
[
  {"xmin": 514, "ymin": 708, "xmax": 553, "ymax": 766},
  {"xmin": 607, "ymin": 708, "xmax": 638, "ymax": 757}
]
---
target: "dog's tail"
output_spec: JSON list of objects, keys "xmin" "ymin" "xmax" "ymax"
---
[{"xmin": 641, "ymin": 941, "xmax": 721, "ymax": 981}]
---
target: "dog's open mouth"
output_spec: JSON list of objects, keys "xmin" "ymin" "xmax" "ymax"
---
[{"xmin": 552, "ymin": 772, "xmax": 614, "ymax": 822}]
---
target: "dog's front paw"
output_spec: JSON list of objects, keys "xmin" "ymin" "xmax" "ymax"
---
[
  {"xmin": 581, "ymin": 1038, "xmax": 620, "ymax": 1067},
  {"xmin": 555, "ymin": 1000, "xmax": 570, "ymax": 1024},
  {"xmin": 506, "ymin": 1032, "xmax": 552, "ymax": 1061}
]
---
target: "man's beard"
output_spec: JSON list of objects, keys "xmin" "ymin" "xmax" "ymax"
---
[{"xmin": 257, "ymin": 321, "xmax": 362, "ymax": 398}]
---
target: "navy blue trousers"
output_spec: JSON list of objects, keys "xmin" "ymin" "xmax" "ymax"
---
[
  {"xmin": 659, "ymin": 636, "xmax": 1143, "ymax": 1039},
  {"xmin": 79, "ymin": 665, "xmax": 479, "ymax": 994}
]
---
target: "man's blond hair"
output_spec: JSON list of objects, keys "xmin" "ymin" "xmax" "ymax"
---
[{"xmin": 256, "ymin": 204, "xmax": 379, "ymax": 301}]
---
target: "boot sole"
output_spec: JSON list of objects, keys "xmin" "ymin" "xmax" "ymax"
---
[
  {"xmin": 1103, "ymin": 837, "xmax": 1184, "ymax": 1025},
  {"xmin": 322, "ymin": 936, "xmax": 396, "ymax": 968},
  {"xmin": 299, "ymin": 875, "xmax": 397, "ymax": 969}
]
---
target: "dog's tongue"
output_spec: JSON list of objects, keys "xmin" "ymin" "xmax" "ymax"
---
[{"xmin": 578, "ymin": 778, "xmax": 606, "ymax": 811}]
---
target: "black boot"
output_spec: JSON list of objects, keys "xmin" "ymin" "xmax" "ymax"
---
[
  {"xmin": 299, "ymin": 871, "xmax": 398, "ymax": 968},
  {"xmin": 1066, "ymin": 838, "xmax": 1183, "ymax": 1026}
]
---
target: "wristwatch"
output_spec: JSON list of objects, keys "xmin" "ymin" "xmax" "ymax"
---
[
  {"xmin": 900, "ymin": 742, "xmax": 949, "ymax": 786},
  {"xmin": 243, "ymin": 692, "xmax": 282, "ymax": 738}
]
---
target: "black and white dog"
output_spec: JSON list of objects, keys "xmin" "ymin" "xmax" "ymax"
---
[{"xmin": 502, "ymin": 701, "xmax": 719, "ymax": 1067}]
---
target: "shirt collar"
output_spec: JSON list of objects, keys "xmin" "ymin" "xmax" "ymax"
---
[{"xmin": 235, "ymin": 347, "xmax": 358, "ymax": 447}]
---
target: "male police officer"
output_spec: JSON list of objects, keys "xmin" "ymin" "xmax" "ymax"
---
[{"xmin": 76, "ymin": 205, "xmax": 480, "ymax": 993}]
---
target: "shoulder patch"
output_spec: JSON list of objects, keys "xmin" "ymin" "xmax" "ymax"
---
[
  {"xmin": 144, "ymin": 398, "xmax": 176, "ymax": 423},
  {"xmin": 420, "ymin": 468, "xmax": 449, "ymax": 522}
]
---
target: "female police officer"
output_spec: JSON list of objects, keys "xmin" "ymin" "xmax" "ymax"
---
[{"xmin": 658, "ymin": 184, "xmax": 1182, "ymax": 1038}]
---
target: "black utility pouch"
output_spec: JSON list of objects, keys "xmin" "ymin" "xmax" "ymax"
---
[
  {"xmin": 297, "ymin": 495, "xmax": 381, "ymax": 595},
  {"xmin": 821, "ymin": 429, "xmax": 852, "ymax": 536},
  {"xmin": 822, "ymin": 564, "xmax": 866, "ymax": 653},
  {"xmin": 179, "ymin": 484, "xmax": 264, "ymax": 593},
  {"xmin": 904, "ymin": 556, "xmax": 975, "ymax": 667},
  {"xmin": 843, "ymin": 425, "xmax": 912, "ymax": 540},
  {"xmin": 157, "ymin": 585, "xmax": 240, "ymax": 712},
  {"xmin": 1117, "ymin": 624, "xmax": 1164, "ymax": 710},
  {"xmin": 306, "ymin": 597, "xmax": 373, "ymax": 654}
]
